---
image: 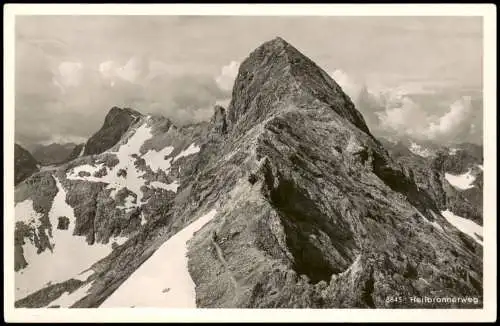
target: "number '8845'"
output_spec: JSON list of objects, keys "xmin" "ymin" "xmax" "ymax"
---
[{"xmin": 385, "ymin": 296, "xmax": 404, "ymax": 304}]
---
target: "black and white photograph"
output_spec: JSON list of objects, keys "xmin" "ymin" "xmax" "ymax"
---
[{"xmin": 4, "ymin": 4, "xmax": 497, "ymax": 323}]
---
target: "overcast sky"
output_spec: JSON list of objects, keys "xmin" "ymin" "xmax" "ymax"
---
[{"xmin": 15, "ymin": 16, "xmax": 483, "ymax": 148}]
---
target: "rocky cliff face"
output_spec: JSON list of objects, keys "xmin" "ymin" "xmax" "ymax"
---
[
  {"xmin": 83, "ymin": 107, "xmax": 143, "ymax": 156},
  {"xmin": 14, "ymin": 144, "xmax": 39, "ymax": 185},
  {"xmin": 13, "ymin": 37, "xmax": 483, "ymax": 309}
]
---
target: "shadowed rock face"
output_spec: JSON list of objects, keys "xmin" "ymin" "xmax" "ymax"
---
[
  {"xmin": 15, "ymin": 144, "xmax": 39, "ymax": 185},
  {"xmin": 14, "ymin": 37, "xmax": 483, "ymax": 309},
  {"xmin": 84, "ymin": 107, "xmax": 143, "ymax": 156}
]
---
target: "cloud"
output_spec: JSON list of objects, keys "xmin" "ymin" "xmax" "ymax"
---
[
  {"xmin": 99, "ymin": 56, "xmax": 150, "ymax": 85},
  {"xmin": 427, "ymin": 96, "xmax": 473, "ymax": 138},
  {"xmin": 376, "ymin": 96, "xmax": 430, "ymax": 137},
  {"xmin": 374, "ymin": 94, "xmax": 478, "ymax": 143},
  {"xmin": 215, "ymin": 61, "xmax": 240, "ymax": 92},
  {"xmin": 51, "ymin": 61, "xmax": 84, "ymax": 93},
  {"xmin": 330, "ymin": 69, "xmax": 364, "ymax": 104},
  {"xmin": 15, "ymin": 45, "xmax": 237, "ymax": 148},
  {"xmin": 330, "ymin": 69, "xmax": 482, "ymax": 144}
]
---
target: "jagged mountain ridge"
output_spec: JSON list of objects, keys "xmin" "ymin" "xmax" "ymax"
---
[{"xmin": 14, "ymin": 37, "xmax": 483, "ymax": 308}]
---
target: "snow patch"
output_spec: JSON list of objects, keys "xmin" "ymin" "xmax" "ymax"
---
[
  {"xmin": 45, "ymin": 282, "xmax": 94, "ymax": 308},
  {"xmin": 111, "ymin": 236, "xmax": 129, "ymax": 246},
  {"xmin": 417, "ymin": 210, "xmax": 444, "ymax": 232},
  {"xmin": 78, "ymin": 144, "xmax": 86, "ymax": 157},
  {"xmin": 477, "ymin": 164, "xmax": 484, "ymax": 171},
  {"xmin": 441, "ymin": 210, "xmax": 483, "ymax": 245},
  {"xmin": 15, "ymin": 199, "xmax": 43, "ymax": 229},
  {"xmin": 73, "ymin": 269, "xmax": 94, "ymax": 282},
  {"xmin": 445, "ymin": 169, "xmax": 476, "ymax": 190},
  {"xmin": 173, "ymin": 143, "xmax": 200, "ymax": 162},
  {"xmin": 409, "ymin": 142, "xmax": 433, "ymax": 158},
  {"xmin": 449, "ymin": 148, "xmax": 460, "ymax": 155},
  {"xmin": 66, "ymin": 120, "xmax": 182, "ymax": 213},
  {"xmin": 116, "ymin": 194, "xmax": 136, "ymax": 212},
  {"xmin": 100, "ymin": 209, "xmax": 218, "ymax": 307},
  {"xmin": 67, "ymin": 122, "xmax": 153, "ymax": 204},
  {"xmin": 142, "ymin": 146, "xmax": 174, "ymax": 172},
  {"xmin": 140, "ymin": 211, "xmax": 147, "ymax": 226},
  {"xmin": 15, "ymin": 176, "xmax": 121, "ymax": 300},
  {"xmin": 149, "ymin": 180, "xmax": 180, "ymax": 192}
]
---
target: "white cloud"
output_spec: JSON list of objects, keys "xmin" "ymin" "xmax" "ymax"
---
[
  {"xmin": 117, "ymin": 57, "xmax": 147, "ymax": 83},
  {"xmin": 215, "ymin": 61, "xmax": 240, "ymax": 92},
  {"xmin": 330, "ymin": 69, "xmax": 363, "ymax": 103},
  {"xmin": 215, "ymin": 98, "xmax": 231, "ymax": 108},
  {"xmin": 427, "ymin": 96, "xmax": 473, "ymax": 139},
  {"xmin": 376, "ymin": 96, "xmax": 431, "ymax": 138},
  {"xmin": 99, "ymin": 60, "xmax": 119, "ymax": 79},
  {"xmin": 98, "ymin": 57, "xmax": 149, "ymax": 85},
  {"xmin": 52, "ymin": 61, "xmax": 84, "ymax": 92},
  {"xmin": 330, "ymin": 69, "xmax": 480, "ymax": 143}
]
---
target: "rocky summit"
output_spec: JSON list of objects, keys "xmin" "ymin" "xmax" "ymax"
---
[{"xmin": 13, "ymin": 37, "xmax": 483, "ymax": 309}]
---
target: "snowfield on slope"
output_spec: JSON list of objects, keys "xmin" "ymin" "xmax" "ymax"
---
[
  {"xmin": 45, "ymin": 281, "xmax": 95, "ymax": 308},
  {"xmin": 100, "ymin": 209, "xmax": 218, "ymax": 308},
  {"xmin": 173, "ymin": 143, "xmax": 201, "ymax": 162},
  {"xmin": 445, "ymin": 169, "xmax": 476, "ymax": 190},
  {"xmin": 66, "ymin": 119, "xmax": 200, "ymax": 211},
  {"xmin": 441, "ymin": 210, "xmax": 483, "ymax": 245},
  {"xmin": 78, "ymin": 144, "xmax": 86, "ymax": 157},
  {"xmin": 15, "ymin": 176, "xmax": 126, "ymax": 300}
]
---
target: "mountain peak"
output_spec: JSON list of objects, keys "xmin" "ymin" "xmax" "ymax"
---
[
  {"xmin": 226, "ymin": 38, "xmax": 372, "ymax": 136},
  {"xmin": 259, "ymin": 36, "xmax": 290, "ymax": 51},
  {"xmin": 106, "ymin": 107, "xmax": 143, "ymax": 122},
  {"xmin": 84, "ymin": 106, "xmax": 143, "ymax": 156}
]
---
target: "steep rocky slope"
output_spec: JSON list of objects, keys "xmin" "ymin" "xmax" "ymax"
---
[
  {"xmin": 14, "ymin": 144, "xmax": 39, "ymax": 186},
  {"xmin": 14, "ymin": 37, "xmax": 483, "ymax": 309}
]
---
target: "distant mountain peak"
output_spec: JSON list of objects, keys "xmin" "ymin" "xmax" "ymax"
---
[
  {"xmin": 104, "ymin": 107, "xmax": 143, "ymax": 126},
  {"xmin": 84, "ymin": 106, "xmax": 144, "ymax": 156}
]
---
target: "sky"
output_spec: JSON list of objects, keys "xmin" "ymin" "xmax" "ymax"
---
[{"xmin": 14, "ymin": 16, "xmax": 483, "ymax": 148}]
